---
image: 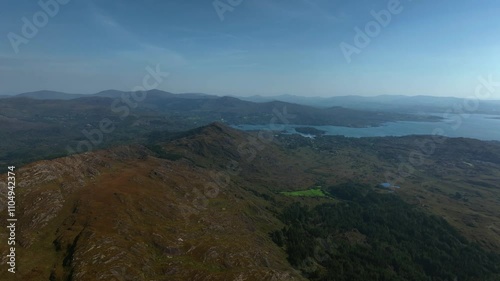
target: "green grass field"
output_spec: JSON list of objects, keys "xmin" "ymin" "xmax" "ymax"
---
[{"xmin": 281, "ymin": 188, "xmax": 326, "ymax": 197}]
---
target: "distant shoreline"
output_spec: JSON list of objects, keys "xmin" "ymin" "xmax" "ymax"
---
[{"xmin": 234, "ymin": 114, "xmax": 500, "ymax": 141}]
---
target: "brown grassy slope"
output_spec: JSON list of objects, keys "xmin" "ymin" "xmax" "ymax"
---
[
  {"xmin": 0, "ymin": 134, "xmax": 306, "ymax": 280},
  {"xmin": 2, "ymin": 122, "xmax": 500, "ymax": 280}
]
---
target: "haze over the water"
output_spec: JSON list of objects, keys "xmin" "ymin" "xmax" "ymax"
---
[{"xmin": 1, "ymin": 0, "xmax": 499, "ymax": 97}]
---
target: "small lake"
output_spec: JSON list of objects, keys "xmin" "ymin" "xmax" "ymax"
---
[{"xmin": 232, "ymin": 114, "xmax": 500, "ymax": 141}]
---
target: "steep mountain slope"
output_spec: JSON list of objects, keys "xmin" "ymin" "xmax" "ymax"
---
[{"xmin": 0, "ymin": 126, "xmax": 307, "ymax": 280}]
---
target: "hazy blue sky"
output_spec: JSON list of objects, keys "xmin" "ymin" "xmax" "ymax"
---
[{"xmin": 0, "ymin": 0, "xmax": 499, "ymax": 97}]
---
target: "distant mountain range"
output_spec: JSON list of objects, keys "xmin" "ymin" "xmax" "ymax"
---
[
  {"xmin": 0, "ymin": 90, "xmax": 440, "ymax": 129},
  {"xmin": 4, "ymin": 90, "xmax": 500, "ymax": 115},
  {"xmin": 240, "ymin": 94, "xmax": 500, "ymax": 114},
  {"xmin": 0, "ymin": 90, "xmax": 218, "ymax": 100}
]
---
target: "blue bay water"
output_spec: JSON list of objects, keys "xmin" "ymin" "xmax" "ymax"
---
[{"xmin": 232, "ymin": 114, "xmax": 500, "ymax": 141}]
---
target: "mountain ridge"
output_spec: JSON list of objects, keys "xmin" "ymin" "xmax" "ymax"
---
[
  {"xmin": 2, "ymin": 123, "xmax": 500, "ymax": 280},
  {"xmin": 0, "ymin": 126, "xmax": 307, "ymax": 280},
  {"xmin": 9, "ymin": 90, "xmax": 500, "ymax": 115}
]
